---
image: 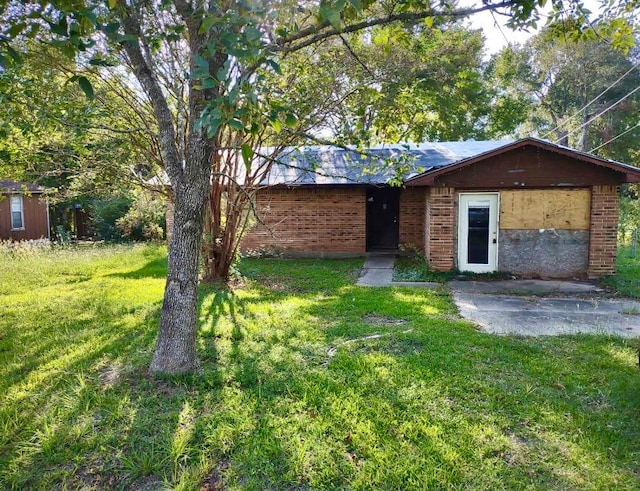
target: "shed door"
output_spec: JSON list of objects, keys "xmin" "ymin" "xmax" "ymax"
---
[
  {"xmin": 366, "ymin": 187, "xmax": 400, "ymax": 251},
  {"xmin": 458, "ymin": 193, "xmax": 499, "ymax": 273}
]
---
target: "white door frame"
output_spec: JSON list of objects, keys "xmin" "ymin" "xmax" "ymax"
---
[{"xmin": 458, "ymin": 193, "xmax": 499, "ymax": 273}]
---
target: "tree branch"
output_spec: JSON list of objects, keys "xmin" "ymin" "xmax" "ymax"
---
[
  {"xmin": 271, "ymin": 2, "xmax": 515, "ymax": 53},
  {"xmin": 118, "ymin": 1, "xmax": 183, "ymax": 185}
]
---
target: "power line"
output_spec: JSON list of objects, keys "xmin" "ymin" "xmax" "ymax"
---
[
  {"xmin": 553, "ymin": 84, "xmax": 640, "ymax": 144},
  {"xmin": 541, "ymin": 61, "xmax": 640, "ymax": 140},
  {"xmin": 589, "ymin": 122, "xmax": 640, "ymax": 153}
]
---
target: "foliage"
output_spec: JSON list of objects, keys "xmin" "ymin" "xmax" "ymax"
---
[
  {"xmin": 1, "ymin": 245, "xmax": 640, "ymax": 488},
  {"xmin": 287, "ymin": 24, "xmax": 493, "ymax": 145},
  {"xmin": 393, "ymin": 254, "xmax": 457, "ymax": 282},
  {"xmin": 90, "ymin": 197, "xmax": 132, "ymax": 241},
  {"xmin": 619, "ymin": 184, "xmax": 640, "ymax": 242},
  {"xmin": 601, "ymin": 245, "xmax": 640, "ymax": 298},
  {"xmin": 0, "ymin": 44, "xmax": 145, "ymax": 203},
  {"xmin": 116, "ymin": 192, "xmax": 166, "ymax": 242},
  {"xmin": 489, "ymin": 26, "xmax": 640, "ymax": 161}
]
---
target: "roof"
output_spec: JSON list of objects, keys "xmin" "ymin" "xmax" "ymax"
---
[
  {"xmin": 0, "ymin": 180, "xmax": 45, "ymax": 193},
  {"xmin": 405, "ymin": 137, "xmax": 640, "ymax": 186},
  {"xmin": 259, "ymin": 140, "xmax": 512, "ymax": 186}
]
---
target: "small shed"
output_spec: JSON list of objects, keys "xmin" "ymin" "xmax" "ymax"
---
[{"xmin": 0, "ymin": 180, "xmax": 50, "ymax": 241}]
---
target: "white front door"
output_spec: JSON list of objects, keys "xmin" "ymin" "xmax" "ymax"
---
[{"xmin": 458, "ymin": 193, "xmax": 499, "ymax": 273}]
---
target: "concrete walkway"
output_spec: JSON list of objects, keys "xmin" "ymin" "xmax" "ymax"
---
[
  {"xmin": 356, "ymin": 255, "xmax": 439, "ymax": 288},
  {"xmin": 451, "ymin": 281, "xmax": 640, "ymax": 337},
  {"xmin": 356, "ymin": 259, "xmax": 640, "ymax": 337}
]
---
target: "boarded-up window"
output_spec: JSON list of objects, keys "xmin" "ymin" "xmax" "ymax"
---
[
  {"xmin": 10, "ymin": 195, "xmax": 24, "ymax": 230},
  {"xmin": 499, "ymin": 189, "xmax": 591, "ymax": 230}
]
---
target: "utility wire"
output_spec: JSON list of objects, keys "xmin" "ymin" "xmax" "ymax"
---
[
  {"xmin": 589, "ymin": 122, "xmax": 640, "ymax": 153},
  {"xmin": 541, "ymin": 61, "xmax": 640, "ymax": 140},
  {"xmin": 553, "ymin": 84, "xmax": 640, "ymax": 144}
]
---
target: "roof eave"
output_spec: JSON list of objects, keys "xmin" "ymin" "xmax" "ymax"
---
[{"xmin": 403, "ymin": 137, "xmax": 640, "ymax": 186}]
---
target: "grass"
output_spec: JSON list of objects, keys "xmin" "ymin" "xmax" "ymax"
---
[
  {"xmin": 602, "ymin": 246, "xmax": 640, "ymax": 299},
  {"xmin": 1, "ymin": 244, "xmax": 640, "ymax": 490},
  {"xmin": 392, "ymin": 255, "xmax": 456, "ymax": 282},
  {"xmin": 393, "ymin": 255, "xmax": 511, "ymax": 283}
]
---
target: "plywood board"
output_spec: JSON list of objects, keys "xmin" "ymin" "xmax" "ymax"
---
[{"xmin": 500, "ymin": 189, "xmax": 590, "ymax": 230}]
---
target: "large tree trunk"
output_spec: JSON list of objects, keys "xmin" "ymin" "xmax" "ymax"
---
[{"xmin": 150, "ymin": 165, "xmax": 210, "ymax": 374}]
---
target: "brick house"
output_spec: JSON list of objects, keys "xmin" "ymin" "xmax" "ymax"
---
[
  {"xmin": 240, "ymin": 138, "xmax": 640, "ymax": 278},
  {"xmin": 0, "ymin": 180, "xmax": 50, "ymax": 241}
]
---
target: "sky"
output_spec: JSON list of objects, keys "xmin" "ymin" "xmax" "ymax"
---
[{"xmin": 461, "ymin": 0, "xmax": 603, "ymax": 57}]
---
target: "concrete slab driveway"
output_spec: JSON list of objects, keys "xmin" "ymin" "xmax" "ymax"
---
[{"xmin": 450, "ymin": 280, "xmax": 640, "ymax": 337}]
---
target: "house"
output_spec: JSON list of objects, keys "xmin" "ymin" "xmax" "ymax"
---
[
  {"xmin": 240, "ymin": 138, "xmax": 640, "ymax": 278},
  {"xmin": 0, "ymin": 180, "xmax": 50, "ymax": 241}
]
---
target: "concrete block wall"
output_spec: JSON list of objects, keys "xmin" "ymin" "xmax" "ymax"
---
[{"xmin": 588, "ymin": 185, "xmax": 619, "ymax": 277}]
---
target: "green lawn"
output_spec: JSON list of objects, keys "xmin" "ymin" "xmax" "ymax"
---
[{"xmin": 1, "ymin": 244, "xmax": 640, "ymax": 490}]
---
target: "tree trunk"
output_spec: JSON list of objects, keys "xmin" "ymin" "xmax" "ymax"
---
[
  {"xmin": 201, "ymin": 187, "xmax": 237, "ymax": 284},
  {"xmin": 581, "ymin": 109, "xmax": 590, "ymax": 152},
  {"xmin": 150, "ymin": 162, "xmax": 210, "ymax": 374}
]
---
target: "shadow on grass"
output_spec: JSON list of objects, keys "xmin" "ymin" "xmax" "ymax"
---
[
  {"xmin": 106, "ymin": 257, "xmax": 168, "ymax": 280},
  {"xmin": 188, "ymin": 259, "xmax": 640, "ymax": 489},
  {"xmin": 4, "ymin": 255, "xmax": 640, "ymax": 489}
]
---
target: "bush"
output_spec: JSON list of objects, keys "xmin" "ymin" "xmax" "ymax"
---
[
  {"xmin": 116, "ymin": 193, "xmax": 166, "ymax": 241},
  {"xmin": 90, "ymin": 197, "xmax": 133, "ymax": 241}
]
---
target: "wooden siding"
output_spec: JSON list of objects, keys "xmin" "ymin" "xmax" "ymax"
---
[
  {"xmin": 499, "ymin": 189, "xmax": 591, "ymax": 230},
  {"xmin": 0, "ymin": 194, "xmax": 49, "ymax": 240},
  {"xmin": 432, "ymin": 146, "xmax": 625, "ymax": 188}
]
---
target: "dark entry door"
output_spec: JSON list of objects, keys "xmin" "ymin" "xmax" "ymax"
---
[{"xmin": 366, "ymin": 187, "xmax": 400, "ymax": 251}]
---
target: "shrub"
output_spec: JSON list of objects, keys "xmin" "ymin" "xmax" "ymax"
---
[
  {"xmin": 116, "ymin": 193, "xmax": 166, "ymax": 241},
  {"xmin": 90, "ymin": 197, "xmax": 133, "ymax": 241}
]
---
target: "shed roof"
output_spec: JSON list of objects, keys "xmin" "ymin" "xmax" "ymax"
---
[{"xmin": 0, "ymin": 180, "xmax": 45, "ymax": 193}]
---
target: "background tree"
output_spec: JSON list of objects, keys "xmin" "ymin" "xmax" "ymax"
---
[
  {"xmin": 0, "ymin": 44, "xmax": 164, "ymax": 237},
  {"xmin": 488, "ymin": 25, "xmax": 640, "ymax": 162}
]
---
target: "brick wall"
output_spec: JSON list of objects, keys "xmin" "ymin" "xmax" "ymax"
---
[
  {"xmin": 588, "ymin": 185, "xmax": 619, "ymax": 277},
  {"xmin": 240, "ymin": 187, "xmax": 366, "ymax": 254},
  {"xmin": 399, "ymin": 187, "xmax": 426, "ymax": 252},
  {"xmin": 425, "ymin": 187, "xmax": 455, "ymax": 270}
]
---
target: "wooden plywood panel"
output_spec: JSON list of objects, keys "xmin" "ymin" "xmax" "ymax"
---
[{"xmin": 500, "ymin": 189, "xmax": 590, "ymax": 230}]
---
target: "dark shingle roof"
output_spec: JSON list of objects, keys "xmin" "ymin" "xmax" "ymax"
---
[
  {"xmin": 260, "ymin": 141, "xmax": 512, "ymax": 185},
  {"xmin": 0, "ymin": 180, "xmax": 44, "ymax": 193}
]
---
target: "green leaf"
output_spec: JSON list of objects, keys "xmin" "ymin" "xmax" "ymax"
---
[
  {"xmin": 241, "ymin": 143, "xmax": 254, "ymax": 170},
  {"xmin": 319, "ymin": 2, "xmax": 342, "ymax": 29},
  {"xmin": 6, "ymin": 46, "xmax": 21, "ymax": 62},
  {"xmin": 228, "ymin": 119, "xmax": 245, "ymax": 131},
  {"xmin": 266, "ymin": 59, "xmax": 282, "ymax": 74},
  {"xmin": 348, "ymin": 0, "xmax": 361, "ymax": 10},
  {"xmin": 424, "ymin": 16, "xmax": 433, "ymax": 28},
  {"xmin": 285, "ymin": 113, "xmax": 298, "ymax": 128},
  {"xmin": 270, "ymin": 119, "xmax": 282, "ymax": 134},
  {"xmin": 77, "ymin": 76, "xmax": 95, "ymax": 100},
  {"xmin": 8, "ymin": 23, "xmax": 26, "ymax": 37},
  {"xmin": 89, "ymin": 57, "xmax": 115, "ymax": 67},
  {"xmin": 50, "ymin": 18, "xmax": 68, "ymax": 37},
  {"xmin": 199, "ymin": 15, "xmax": 219, "ymax": 34}
]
